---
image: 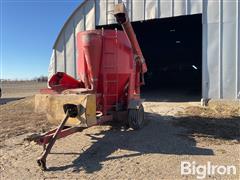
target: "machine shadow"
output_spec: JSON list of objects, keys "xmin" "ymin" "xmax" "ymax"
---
[
  {"xmin": 141, "ymin": 89, "xmax": 201, "ymax": 102},
  {"xmin": 0, "ymin": 97, "xmax": 24, "ymax": 105},
  {"xmin": 48, "ymin": 112, "xmax": 219, "ymax": 173}
]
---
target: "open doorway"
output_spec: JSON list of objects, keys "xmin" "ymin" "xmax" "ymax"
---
[{"xmin": 97, "ymin": 14, "xmax": 202, "ymax": 102}]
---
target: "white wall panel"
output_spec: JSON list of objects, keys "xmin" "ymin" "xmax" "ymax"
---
[
  {"xmin": 73, "ymin": 8, "xmax": 85, "ymax": 79},
  {"xmin": 206, "ymin": 0, "xmax": 220, "ymax": 23},
  {"xmin": 223, "ymin": 1, "xmax": 237, "ymax": 22},
  {"xmin": 222, "ymin": 1, "xmax": 237, "ymax": 99},
  {"xmin": 174, "ymin": 0, "xmax": 186, "ymax": 16},
  {"xmin": 145, "ymin": 0, "xmax": 158, "ymax": 20},
  {"xmin": 132, "ymin": 0, "xmax": 144, "ymax": 21},
  {"xmin": 160, "ymin": 1, "xmax": 172, "ymax": 18},
  {"xmin": 189, "ymin": 0, "xmax": 202, "ymax": 15},
  {"xmin": 48, "ymin": 50, "xmax": 56, "ymax": 83},
  {"xmin": 222, "ymin": 22, "xmax": 236, "ymax": 99},
  {"xmin": 95, "ymin": 0, "xmax": 107, "ymax": 25},
  {"xmin": 84, "ymin": 0, "xmax": 95, "ymax": 30},
  {"xmin": 206, "ymin": 23, "xmax": 220, "ymax": 99},
  {"xmin": 65, "ymin": 20, "xmax": 75, "ymax": 78},
  {"xmin": 202, "ymin": 22, "xmax": 208, "ymax": 99},
  {"xmin": 107, "ymin": 0, "xmax": 116, "ymax": 24},
  {"xmin": 203, "ymin": 0, "xmax": 239, "ymax": 99},
  {"xmin": 74, "ymin": 7, "xmax": 85, "ymax": 33},
  {"xmin": 237, "ymin": 1, "xmax": 240, "ymax": 99},
  {"xmin": 55, "ymin": 34, "xmax": 65, "ymax": 73}
]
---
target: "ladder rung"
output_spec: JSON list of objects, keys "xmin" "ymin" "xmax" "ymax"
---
[
  {"xmin": 105, "ymin": 104, "xmax": 117, "ymax": 107},
  {"xmin": 103, "ymin": 94, "xmax": 118, "ymax": 97},
  {"xmin": 104, "ymin": 36, "xmax": 117, "ymax": 39},
  {"xmin": 105, "ymin": 80, "xmax": 118, "ymax": 83},
  {"xmin": 103, "ymin": 66, "xmax": 117, "ymax": 68},
  {"xmin": 106, "ymin": 105, "xmax": 117, "ymax": 108},
  {"xmin": 104, "ymin": 52, "xmax": 115, "ymax": 54}
]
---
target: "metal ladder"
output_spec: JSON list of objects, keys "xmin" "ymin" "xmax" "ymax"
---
[{"xmin": 102, "ymin": 30, "xmax": 119, "ymax": 115}]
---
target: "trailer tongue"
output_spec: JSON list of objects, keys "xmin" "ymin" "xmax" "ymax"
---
[{"xmin": 33, "ymin": 3, "xmax": 147, "ymax": 170}]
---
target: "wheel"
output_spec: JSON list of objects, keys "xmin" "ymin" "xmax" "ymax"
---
[{"xmin": 128, "ymin": 104, "xmax": 144, "ymax": 130}]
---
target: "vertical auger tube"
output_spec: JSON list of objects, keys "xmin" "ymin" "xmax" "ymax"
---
[{"xmin": 114, "ymin": 3, "xmax": 147, "ymax": 74}]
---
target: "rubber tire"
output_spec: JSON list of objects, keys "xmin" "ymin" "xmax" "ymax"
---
[{"xmin": 128, "ymin": 104, "xmax": 144, "ymax": 130}]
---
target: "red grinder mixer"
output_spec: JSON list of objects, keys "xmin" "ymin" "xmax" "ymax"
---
[{"xmin": 33, "ymin": 3, "xmax": 147, "ymax": 170}]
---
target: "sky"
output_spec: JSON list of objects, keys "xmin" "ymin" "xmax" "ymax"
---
[{"xmin": 1, "ymin": 0, "xmax": 83, "ymax": 80}]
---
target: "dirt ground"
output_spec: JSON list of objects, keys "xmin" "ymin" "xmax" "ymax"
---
[
  {"xmin": 0, "ymin": 81, "xmax": 47, "ymax": 104},
  {"xmin": 0, "ymin": 83, "xmax": 240, "ymax": 180}
]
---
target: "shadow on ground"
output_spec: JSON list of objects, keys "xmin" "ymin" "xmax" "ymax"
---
[
  {"xmin": 45, "ymin": 111, "xmax": 240, "ymax": 173},
  {"xmin": 0, "ymin": 97, "xmax": 24, "ymax": 105},
  {"xmin": 141, "ymin": 89, "xmax": 201, "ymax": 102},
  {"xmin": 173, "ymin": 115, "xmax": 240, "ymax": 140}
]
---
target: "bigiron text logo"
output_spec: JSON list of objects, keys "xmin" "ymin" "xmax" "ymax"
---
[{"xmin": 181, "ymin": 161, "xmax": 237, "ymax": 179}]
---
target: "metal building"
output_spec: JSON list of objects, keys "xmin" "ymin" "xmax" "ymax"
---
[{"xmin": 48, "ymin": 0, "xmax": 240, "ymax": 101}]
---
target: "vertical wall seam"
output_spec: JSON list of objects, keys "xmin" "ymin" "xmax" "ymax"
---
[
  {"xmin": 157, "ymin": 0, "xmax": 160, "ymax": 18},
  {"xmin": 130, "ymin": 0, "xmax": 133, "ymax": 21},
  {"xmin": 54, "ymin": 49, "xmax": 57, "ymax": 74},
  {"xmin": 83, "ymin": 6, "xmax": 86, "ymax": 30},
  {"xmin": 93, "ymin": 0, "xmax": 96, "ymax": 29},
  {"xmin": 143, "ymin": 0, "xmax": 146, "ymax": 20},
  {"xmin": 237, "ymin": 0, "xmax": 240, "ymax": 99},
  {"xmin": 185, "ymin": 0, "xmax": 188, "ymax": 15},
  {"xmin": 106, "ymin": 0, "xmax": 108, "ymax": 24},
  {"xmin": 63, "ymin": 30, "xmax": 67, "ymax": 73},
  {"xmin": 172, "ymin": 0, "xmax": 174, "ymax": 17},
  {"xmin": 187, "ymin": 0, "xmax": 191, "ymax": 15},
  {"xmin": 126, "ymin": 0, "xmax": 129, "ymax": 10},
  {"xmin": 219, "ymin": 0, "xmax": 223, "ymax": 99},
  {"xmin": 94, "ymin": 0, "xmax": 97, "ymax": 27},
  {"xmin": 202, "ymin": 0, "xmax": 208, "ymax": 99},
  {"xmin": 201, "ymin": 0, "xmax": 204, "ymax": 99},
  {"xmin": 125, "ymin": 0, "xmax": 129, "ymax": 20},
  {"xmin": 202, "ymin": 21, "xmax": 205, "ymax": 99},
  {"xmin": 73, "ymin": 17, "xmax": 77, "ymax": 79}
]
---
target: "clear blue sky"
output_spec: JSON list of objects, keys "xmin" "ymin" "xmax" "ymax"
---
[{"xmin": 1, "ymin": 0, "xmax": 83, "ymax": 80}]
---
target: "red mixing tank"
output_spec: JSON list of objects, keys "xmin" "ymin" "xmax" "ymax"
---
[{"xmin": 77, "ymin": 29, "xmax": 140, "ymax": 115}]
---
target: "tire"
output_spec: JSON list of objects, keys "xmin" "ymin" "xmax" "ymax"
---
[{"xmin": 128, "ymin": 104, "xmax": 144, "ymax": 130}]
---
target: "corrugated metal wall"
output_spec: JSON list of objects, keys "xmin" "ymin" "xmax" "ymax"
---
[
  {"xmin": 48, "ymin": 0, "xmax": 240, "ymax": 100},
  {"xmin": 202, "ymin": 0, "xmax": 239, "ymax": 99}
]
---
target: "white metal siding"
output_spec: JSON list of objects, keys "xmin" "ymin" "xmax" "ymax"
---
[
  {"xmin": 65, "ymin": 19, "xmax": 75, "ymax": 77},
  {"xmin": 49, "ymin": 0, "xmax": 240, "ymax": 100},
  {"xmin": 202, "ymin": 0, "xmax": 239, "ymax": 99}
]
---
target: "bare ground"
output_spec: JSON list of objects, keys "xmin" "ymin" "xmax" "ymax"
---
[
  {"xmin": 0, "ymin": 83, "xmax": 240, "ymax": 180},
  {"xmin": 0, "ymin": 81, "xmax": 47, "ymax": 104}
]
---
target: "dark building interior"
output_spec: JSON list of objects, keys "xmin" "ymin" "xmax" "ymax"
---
[{"xmin": 97, "ymin": 14, "xmax": 202, "ymax": 101}]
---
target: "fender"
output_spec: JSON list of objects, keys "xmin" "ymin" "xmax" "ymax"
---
[{"xmin": 128, "ymin": 99, "xmax": 144, "ymax": 109}]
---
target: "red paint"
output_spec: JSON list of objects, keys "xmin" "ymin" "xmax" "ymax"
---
[
  {"xmin": 45, "ymin": 29, "xmax": 147, "ymax": 116},
  {"xmin": 47, "ymin": 72, "xmax": 84, "ymax": 93}
]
